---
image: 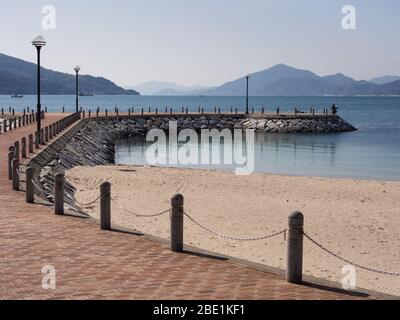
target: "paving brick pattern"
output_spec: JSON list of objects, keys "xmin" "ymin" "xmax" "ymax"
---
[{"xmin": 0, "ymin": 114, "xmax": 370, "ymax": 300}]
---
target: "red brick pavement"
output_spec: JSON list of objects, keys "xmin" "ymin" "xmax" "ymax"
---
[{"xmin": 0, "ymin": 114, "xmax": 372, "ymax": 300}]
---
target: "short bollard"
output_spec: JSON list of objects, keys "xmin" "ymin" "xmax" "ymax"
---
[
  {"xmin": 14, "ymin": 141, "xmax": 20, "ymax": 160},
  {"xmin": 28, "ymin": 134, "xmax": 34, "ymax": 153},
  {"xmin": 35, "ymin": 131, "xmax": 40, "ymax": 149},
  {"xmin": 12, "ymin": 158, "xmax": 20, "ymax": 191},
  {"xmin": 54, "ymin": 173, "xmax": 65, "ymax": 215},
  {"xmin": 26, "ymin": 167, "xmax": 34, "ymax": 203},
  {"xmin": 40, "ymin": 128, "xmax": 45, "ymax": 145},
  {"xmin": 100, "ymin": 182, "xmax": 111, "ymax": 230},
  {"xmin": 171, "ymin": 194, "xmax": 184, "ymax": 252},
  {"xmin": 21, "ymin": 137, "xmax": 27, "ymax": 158},
  {"xmin": 49, "ymin": 124, "xmax": 53, "ymax": 140},
  {"xmin": 287, "ymin": 211, "xmax": 304, "ymax": 284},
  {"xmin": 8, "ymin": 149, "xmax": 15, "ymax": 180},
  {"xmin": 45, "ymin": 127, "xmax": 49, "ymax": 142}
]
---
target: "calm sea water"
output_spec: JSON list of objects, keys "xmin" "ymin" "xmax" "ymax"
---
[{"xmin": 2, "ymin": 95, "xmax": 399, "ymax": 180}]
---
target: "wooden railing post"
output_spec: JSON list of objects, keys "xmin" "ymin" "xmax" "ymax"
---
[
  {"xmin": 8, "ymin": 147, "xmax": 15, "ymax": 180},
  {"xmin": 171, "ymin": 194, "xmax": 184, "ymax": 252},
  {"xmin": 21, "ymin": 137, "xmax": 27, "ymax": 158},
  {"xmin": 26, "ymin": 167, "xmax": 34, "ymax": 203},
  {"xmin": 287, "ymin": 211, "xmax": 304, "ymax": 284},
  {"xmin": 54, "ymin": 173, "xmax": 65, "ymax": 215},
  {"xmin": 28, "ymin": 134, "xmax": 34, "ymax": 154},
  {"xmin": 100, "ymin": 182, "xmax": 111, "ymax": 230},
  {"xmin": 12, "ymin": 158, "xmax": 20, "ymax": 191}
]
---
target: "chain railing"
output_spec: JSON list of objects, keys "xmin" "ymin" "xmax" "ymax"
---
[
  {"xmin": 184, "ymin": 210, "xmax": 287, "ymax": 242},
  {"xmin": 303, "ymin": 231, "xmax": 400, "ymax": 277},
  {"xmin": 111, "ymin": 197, "xmax": 170, "ymax": 218},
  {"xmin": 75, "ymin": 195, "xmax": 101, "ymax": 207}
]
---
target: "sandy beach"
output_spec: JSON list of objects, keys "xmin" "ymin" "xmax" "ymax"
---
[{"xmin": 66, "ymin": 165, "xmax": 400, "ymax": 296}]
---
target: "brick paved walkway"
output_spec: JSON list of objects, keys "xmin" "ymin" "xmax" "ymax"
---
[{"xmin": 0, "ymin": 114, "xmax": 371, "ymax": 300}]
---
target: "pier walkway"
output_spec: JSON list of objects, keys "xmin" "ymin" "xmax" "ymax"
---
[{"xmin": 0, "ymin": 113, "xmax": 370, "ymax": 299}]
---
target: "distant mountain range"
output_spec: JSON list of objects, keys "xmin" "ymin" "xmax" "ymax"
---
[
  {"xmin": 131, "ymin": 64, "xmax": 400, "ymax": 96},
  {"xmin": 369, "ymin": 75, "xmax": 400, "ymax": 85},
  {"xmin": 0, "ymin": 53, "xmax": 139, "ymax": 95},
  {"xmin": 2, "ymin": 52, "xmax": 400, "ymax": 96},
  {"xmin": 199, "ymin": 64, "xmax": 400, "ymax": 96},
  {"xmin": 129, "ymin": 81, "xmax": 210, "ymax": 96}
]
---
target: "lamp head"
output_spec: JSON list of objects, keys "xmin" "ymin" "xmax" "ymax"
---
[
  {"xmin": 32, "ymin": 35, "xmax": 46, "ymax": 48},
  {"xmin": 74, "ymin": 65, "xmax": 81, "ymax": 73}
]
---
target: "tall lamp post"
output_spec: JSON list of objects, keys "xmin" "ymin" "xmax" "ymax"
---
[
  {"xmin": 32, "ymin": 35, "xmax": 46, "ymax": 134},
  {"xmin": 245, "ymin": 75, "xmax": 250, "ymax": 115},
  {"xmin": 74, "ymin": 65, "xmax": 81, "ymax": 113}
]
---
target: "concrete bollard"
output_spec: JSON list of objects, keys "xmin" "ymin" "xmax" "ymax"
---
[
  {"xmin": 12, "ymin": 158, "xmax": 20, "ymax": 191},
  {"xmin": 3, "ymin": 120, "xmax": 7, "ymax": 132},
  {"xmin": 100, "ymin": 182, "xmax": 111, "ymax": 230},
  {"xmin": 89, "ymin": 110, "xmax": 91, "ymax": 118},
  {"xmin": 35, "ymin": 131, "xmax": 40, "ymax": 149},
  {"xmin": 54, "ymin": 173, "xmax": 65, "ymax": 215},
  {"xmin": 14, "ymin": 141, "xmax": 20, "ymax": 160},
  {"xmin": 171, "ymin": 194, "xmax": 184, "ymax": 252},
  {"xmin": 26, "ymin": 167, "xmax": 34, "ymax": 203},
  {"xmin": 28, "ymin": 134, "xmax": 34, "ymax": 153},
  {"xmin": 45, "ymin": 127, "xmax": 49, "ymax": 142},
  {"xmin": 8, "ymin": 148, "xmax": 15, "ymax": 180},
  {"xmin": 287, "ymin": 211, "xmax": 304, "ymax": 284},
  {"xmin": 18, "ymin": 116, "xmax": 21, "ymax": 127},
  {"xmin": 21, "ymin": 137, "xmax": 27, "ymax": 158},
  {"xmin": 14, "ymin": 118, "xmax": 17, "ymax": 129},
  {"xmin": 40, "ymin": 128, "xmax": 45, "ymax": 145}
]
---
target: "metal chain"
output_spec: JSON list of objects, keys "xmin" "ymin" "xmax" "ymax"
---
[
  {"xmin": 184, "ymin": 210, "xmax": 287, "ymax": 241},
  {"xmin": 303, "ymin": 232, "xmax": 400, "ymax": 276},
  {"xmin": 75, "ymin": 195, "xmax": 101, "ymax": 207},
  {"xmin": 111, "ymin": 197, "xmax": 170, "ymax": 218},
  {"xmin": 31, "ymin": 179, "xmax": 44, "ymax": 191}
]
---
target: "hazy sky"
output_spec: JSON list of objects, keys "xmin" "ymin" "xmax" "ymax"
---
[{"xmin": 1, "ymin": 0, "xmax": 399, "ymax": 87}]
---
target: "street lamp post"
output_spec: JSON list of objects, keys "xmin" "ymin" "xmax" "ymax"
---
[
  {"xmin": 245, "ymin": 75, "xmax": 250, "ymax": 115},
  {"xmin": 32, "ymin": 36, "xmax": 46, "ymax": 134},
  {"xmin": 74, "ymin": 66, "xmax": 81, "ymax": 113}
]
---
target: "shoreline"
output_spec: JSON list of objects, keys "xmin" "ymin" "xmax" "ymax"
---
[
  {"xmin": 114, "ymin": 162, "xmax": 400, "ymax": 183},
  {"xmin": 66, "ymin": 164, "xmax": 400, "ymax": 297}
]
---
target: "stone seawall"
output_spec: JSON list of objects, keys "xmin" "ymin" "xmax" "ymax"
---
[{"xmin": 26, "ymin": 114, "xmax": 356, "ymax": 209}]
